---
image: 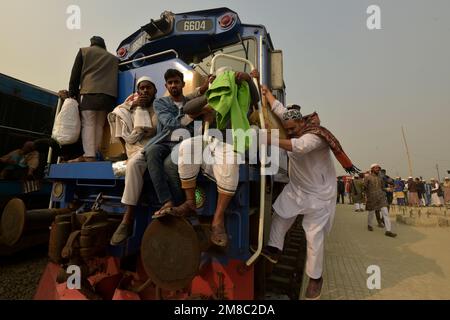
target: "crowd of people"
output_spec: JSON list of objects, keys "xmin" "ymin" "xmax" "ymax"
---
[
  {"xmin": 338, "ymin": 171, "xmax": 450, "ymax": 209},
  {"xmin": 53, "ymin": 35, "xmax": 363, "ymax": 300},
  {"xmin": 8, "ymin": 34, "xmax": 447, "ymax": 300}
]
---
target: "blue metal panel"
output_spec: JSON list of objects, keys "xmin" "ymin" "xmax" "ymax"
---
[
  {"xmin": 48, "ymin": 162, "xmax": 121, "ymax": 180},
  {"xmin": 193, "ymin": 165, "xmax": 251, "ymax": 261},
  {"xmin": 117, "ymin": 8, "xmax": 242, "ymax": 65},
  {"xmin": 0, "ymin": 180, "xmax": 52, "ymax": 196},
  {"xmin": 107, "ymin": 204, "xmax": 154, "ymax": 257},
  {"xmin": 0, "ymin": 73, "xmax": 58, "ymax": 108},
  {"xmin": 171, "ymin": 10, "xmax": 239, "ymax": 37}
]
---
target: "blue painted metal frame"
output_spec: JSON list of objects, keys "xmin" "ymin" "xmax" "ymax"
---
[
  {"xmin": 0, "ymin": 180, "xmax": 52, "ymax": 196},
  {"xmin": 0, "ymin": 73, "xmax": 58, "ymax": 108},
  {"xmin": 46, "ymin": 12, "xmax": 277, "ymax": 263}
]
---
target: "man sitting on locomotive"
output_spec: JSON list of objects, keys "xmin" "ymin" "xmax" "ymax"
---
[
  {"xmin": 153, "ymin": 67, "xmax": 260, "ymax": 248},
  {"xmin": 141, "ymin": 69, "xmax": 213, "ymax": 211},
  {"xmin": 109, "ymin": 71, "xmax": 213, "ymax": 245},
  {"xmin": 108, "ymin": 76, "xmax": 158, "ymax": 245}
]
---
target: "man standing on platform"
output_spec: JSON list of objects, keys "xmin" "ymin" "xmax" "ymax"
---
[{"xmin": 364, "ymin": 164, "xmax": 397, "ymax": 238}]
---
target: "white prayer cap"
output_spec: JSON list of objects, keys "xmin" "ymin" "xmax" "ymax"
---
[
  {"xmin": 214, "ymin": 66, "xmax": 233, "ymax": 76},
  {"xmin": 408, "ymin": 176, "xmax": 413, "ymax": 179},
  {"xmin": 370, "ymin": 163, "xmax": 380, "ymax": 169},
  {"xmin": 136, "ymin": 76, "xmax": 155, "ymax": 89},
  {"xmin": 445, "ymin": 177, "xmax": 450, "ymax": 180}
]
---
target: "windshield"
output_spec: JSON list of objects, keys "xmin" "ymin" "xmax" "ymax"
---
[{"xmin": 191, "ymin": 39, "xmax": 256, "ymax": 75}]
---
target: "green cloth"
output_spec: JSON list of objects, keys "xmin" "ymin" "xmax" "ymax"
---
[{"xmin": 206, "ymin": 71, "xmax": 251, "ymax": 153}]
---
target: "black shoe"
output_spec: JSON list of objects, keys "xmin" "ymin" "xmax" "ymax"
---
[
  {"xmin": 368, "ymin": 225, "xmax": 374, "ymax": 231},
  {"xmin": 385, "ymin": 231, "xmax": 397, "ymax": 238},
  {"xmin": 110, "ymin": 222, "xmax": 133, "ymax": 246},
  {"xmin": 377, "ymin": 223, "xmax": 385, "ymax": 228},
  {"xmin": 260, "ymin": 246, "xmax": 282, "ymax": 264}
]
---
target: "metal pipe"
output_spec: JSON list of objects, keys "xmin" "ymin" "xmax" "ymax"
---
[
  {"xmin": 246, "ymin": 35, "xmax": 266, "ymax": 267},
  {"xmin": 0, "ymin": 125, "xmax": 50, "ymax": 137},
  {"xmin": 119, "ymin": 49, "xmax": 179, "ymax": 66},
  {"xmin": 401, "ymin": 126, "xmax": 413, "ymax": 177},
  {"xmin": 207, "ymin": 50, "xmax": 267, "ymax": 266},
  {"xmin": 47, "ymin": 97, "xmax": 63, "ymax": 165},
  {"xmin": 48, "ymin": 97, "xmax": 63, "ymax": 210}
]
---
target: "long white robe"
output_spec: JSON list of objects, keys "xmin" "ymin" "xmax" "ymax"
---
[
  {"xmin": 268, "ymin": 100, "xmax": 337, "ymax": 279},
  {"xmin": 271, "ymin": 100, "xmax": 337, "ymax": 230}
]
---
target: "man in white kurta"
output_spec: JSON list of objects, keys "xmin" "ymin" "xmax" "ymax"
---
[
  {"xmin": 108, "ymin": 76, "xmax": 158, "ymax": 245},
  {"xmin": 261, "ymin": 86, "xmax": 337, "ymax": 300}
]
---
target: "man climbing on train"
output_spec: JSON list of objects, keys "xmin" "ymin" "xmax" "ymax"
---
[{"xmin": 259, "ymin": 85, "xmax": 359, "ymax": 300}]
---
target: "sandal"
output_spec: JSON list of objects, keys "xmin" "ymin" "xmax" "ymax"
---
[
  {"xmin": 155, "ymin": 202, "xmax": 197, "ymax": 219},
  {"xmin": 151, "ymin": 202, "xmax": 174, "ymax": 219},
  {"xmin": 68, "ymin": 156, "xmax": 96, "ymax": 163},
  {"xmin": 210, "ymin": 225, "xmax": 228, "ymax": 247}
]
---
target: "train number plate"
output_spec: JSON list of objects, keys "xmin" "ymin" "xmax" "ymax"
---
[{"xmin": 176, "ymin": 19, "xmax": 214, "ymax": 32}]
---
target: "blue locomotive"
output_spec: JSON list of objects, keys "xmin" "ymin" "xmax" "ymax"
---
[{"xmin": 35, "ymin": 8, "xmax": 294, "ymax": 300}]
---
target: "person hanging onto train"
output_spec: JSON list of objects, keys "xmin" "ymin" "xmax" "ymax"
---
[
  {"xmin": 65, "ymin": 36, "xmax": 119, "ymax": 162},
  {"xmin": 108, "ymin": 76, "xmax": 158, "ymax": 245},
  {"xmin": 155, "ymin": 67, "xmax": 260, "ymax": 247},
  {"xmin": 258, "ymin": 85, "xmax": 359, "ymax": 300}
]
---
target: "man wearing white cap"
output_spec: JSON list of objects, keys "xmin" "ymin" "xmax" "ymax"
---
[
  {"xmin": 430, "ymin": 178, "xmax": 444, "ymax": 206},
  {"xmin": 259, "ymin": 85, "xmax": 359, "ymax": 300},
  {"xmin": 108, "ymin": 76, "xmax": 159, "ymax": 245},
  {"xmin": 364, "ymin": 164, "xmax": 397, "ymax": 237},
  {"xmin": 407, "ymin": 177, "xmax": 420, "ymax": 206},
  {"xmin": 444, "ymin": 177, "xmax": 450, "ymax": 204}
]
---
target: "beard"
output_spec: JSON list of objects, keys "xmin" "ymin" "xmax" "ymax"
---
[{"xmin": 170, "ymin": 88, "xmax": 181, "ymax": 97}]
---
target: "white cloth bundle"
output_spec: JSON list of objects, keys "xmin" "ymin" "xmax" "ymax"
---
[{"xmin": 52, "ymin": 98, "xmax": 81, "ymax": 145}]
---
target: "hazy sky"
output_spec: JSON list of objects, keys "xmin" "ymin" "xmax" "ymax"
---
[{"xmin": 1, "ymin": 0, "xmax": 449, "ymax": 179}]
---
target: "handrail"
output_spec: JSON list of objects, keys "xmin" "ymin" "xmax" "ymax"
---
[
  {"xmin": 48, "ymin": 97, "xmax": 63, "ymax": 210},
  {"xmin": 0, "ymin": 125, "xmax": 50, "ymax": 137},
  {"xmin": 209, "ymin": 53, "xmax": 259, "ymax": 93},
  {"xmin": 208, "ymin": 51, "xmax": 267, "ymax": 266},
  {"xmin": 118, "ymin": 49, "xmax": 179, "ymax": 66},
  {"xmin": 47, "ymin": 97, "xmax": 63, "ymax": 166},
  {"xmin": 246, "ymin": 36, "xmax": 267, "ymax": 266}
]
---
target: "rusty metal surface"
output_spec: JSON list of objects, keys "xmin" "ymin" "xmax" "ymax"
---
[
  {"xmin": 0, "ymin": 198, "xmax": 26, "ymax": 246},
  {"xmin": 141, "ymin": 216, "xmax": 200, "ymax": 291}
]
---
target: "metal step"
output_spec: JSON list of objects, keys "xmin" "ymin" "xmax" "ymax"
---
[{"xmin": 267, "ymin": 275, "xmax": 291, "ymax": 286}]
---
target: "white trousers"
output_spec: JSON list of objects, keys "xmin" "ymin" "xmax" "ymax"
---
[
  {"xmin": 431, "ymin": 194, "xmax": 444, "ymax": 206},
  {"xmin": 178, "ymin": 136, "xmax": 239, "ymax": 195},
  {"xmin": 354, "ymin": 203, "xmax": 365, "ymax": 211},
  {"xmin": 121, "ymin": 152, "xmax": 147, "ymax": 206},
  {"xmin": 368, "ymin": 207, "xmax": 392, "ymax": 231},
  {"xmin": 81, "ymin": 110, "xmax": 107, "ymax": 157},
  {"xmin": 268, "ymin": 207, "xmax": 331, "ymax": 280}
]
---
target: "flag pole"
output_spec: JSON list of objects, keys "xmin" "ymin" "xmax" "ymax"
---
[{"xmin": 401, "ymin": 126, "xmax": 413, "ymax": 177}]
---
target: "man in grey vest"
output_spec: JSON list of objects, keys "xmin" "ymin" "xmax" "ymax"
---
[{"xmin": 67, "ymin": 36, "xmax": 118, "ymax": 162}]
